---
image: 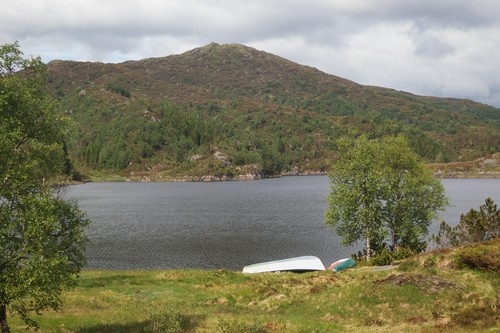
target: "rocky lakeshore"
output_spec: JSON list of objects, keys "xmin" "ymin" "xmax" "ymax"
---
[
  {"xmin": 94, "ymin": 153, "xmax": 500, "ymax": 183},
  {"xmin": 125, "ymin": 170, "xmax": 328, "ymax": 182}
]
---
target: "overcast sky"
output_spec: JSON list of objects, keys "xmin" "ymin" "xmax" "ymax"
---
[{"xmin": 2, "ymin": 0, "xmax": 499, "ymax": 107}]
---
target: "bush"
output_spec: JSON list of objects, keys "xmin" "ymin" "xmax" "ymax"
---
[
  {"xmin": 451, "ymin": 304, "xmax": 499, "ymax": 328},
  {"xmin": 146, "ymin": 307, "xmax": 188, "ymax": 333},
  {"xmin": 454, "ymin": 239, "xmax": 500, "ymax": 272},
  {"xmin": 370, "ymin": 247, "xmax": 416, "ymax": 266},
  {"xmin": 217, "ymin": 318, "xmax": 268, "ymax": 333},
  {"xmin": 107, "ymin": 82, "xmax": 131, "ymax": 98}
]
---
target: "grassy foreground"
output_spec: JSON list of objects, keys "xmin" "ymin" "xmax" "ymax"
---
[{"xmin": 10, "ymin": 240, "xmax": 499, "ymax": 332}]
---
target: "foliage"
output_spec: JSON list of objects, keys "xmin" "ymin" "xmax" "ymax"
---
[
  {"xmin": 146, "ymin": 307, "xmax": 188, "ymax": 333},
  {"xmin": 0, "ymin": 192, "xmax": 89, "ymax": 328},
  {"xmin": 0, "ymin": 43, "xmax": 66, "ymax": 193},
  {"xmin": 379, "ymin": 136, "xmax": 448, "ymax": 252},
  {"xmin": 325, "ymin": 135, "xmax": 386, "ymax": 258},
  {"xmin": 325, "ymin": 135, "xmax": 447, "ymax": 259},
  {"xmin": 454, "ymin": 239, "xmax": 500, "ymax": 272},
  {"xmin": 362, "ymin": 247, "xmax": 417, "ymax": 266},
  {"xmin": 58, "ymin": 92, "xmax": 323, "ymax": 178},
  {"xmin": 106, "ymin": 82, "xmax": 131, "ymax": 98},
  {"xmin": 432, "ymin": 197, "xmax": 500, "ymax": 248},
  {"xmin": 217, "ymin": 318, "xmax": 269, "ymax": 333},
  {"xmin": 0, "ymin": 42, "xmax": 90, "ymax": 332},
  {"xmin": 45, "ymin": 43, "xmax": 500, "ymax": 179}
]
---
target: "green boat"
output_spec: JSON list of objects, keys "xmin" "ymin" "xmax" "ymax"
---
[{"xmin": 328, "ymin": 258, "xmax": 356, "ymax": 272}]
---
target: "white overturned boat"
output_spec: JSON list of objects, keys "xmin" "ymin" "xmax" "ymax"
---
[{"xmin": 243, "ymin": 256, "xmax": 326, "ymax": 273}]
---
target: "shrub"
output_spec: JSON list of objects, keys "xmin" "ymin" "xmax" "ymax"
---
[
  {"xmin": 370, "ymin": 247, "xmax": 416, "ymax": 266},
  {"xmin": 217, "ymin": 318, "xmax": 268, "ymax": 333},
  {"xmin": 451, "ymin": 304, "xmax": 499, "ymax": 328},
  {"xmin": 107, "ymin": 82, "xmax": 131, "ymax": 98},
  {"xmin": 370, "ymin": 248, "xmax": 393, "ymax": 266},
  {"xmin": 146, "ymin": 307, "xmax": 188, "ymax": 333},
  {"xmin": 454, "ymin": 239, "xmax": 500, "ymax": 272}
]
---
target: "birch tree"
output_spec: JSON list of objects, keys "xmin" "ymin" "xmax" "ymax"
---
[
  {"xmin": 325, "ymin": 136, "xmax": 386, "ymax": 259},
  {"xmin": 325, "ymin": 135, "xmax": 447, "ymax": 259},
  {"xmin": 0, "ymin": 42, "xmax": 89, "ymax": 333},
  {"xmin": 380, "ymin": 136, "xmax": 448, "ymax": 252}
]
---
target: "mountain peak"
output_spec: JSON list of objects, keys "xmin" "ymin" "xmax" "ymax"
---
[
  {"xmin": 184, "ymin": 42, "xmax": 259, "ymax": 59},
  {"xmin": 186, "ymin": 42, "xmax": 220, "ymax": 54}
]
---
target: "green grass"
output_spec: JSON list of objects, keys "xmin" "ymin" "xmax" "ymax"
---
[{"xmin": 8, "ymin": 240, "xmax": 500, "ymax": 332}]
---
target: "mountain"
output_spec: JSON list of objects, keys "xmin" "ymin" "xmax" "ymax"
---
[{"xmin": 46, "ymin": 43, "xmax": 500, "ymax": 180}]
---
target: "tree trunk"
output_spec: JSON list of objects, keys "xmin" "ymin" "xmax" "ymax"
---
[
  {"xmin": 365, "ymin": 236, "xmax": 371, "ymax": 260},
  {"xmin": 0, "ymin": 305, "xmax": 10, "ymax": 333},
  {"xmin": 392, "ymin": 230, "xmax": 399, "ymax": 252}
]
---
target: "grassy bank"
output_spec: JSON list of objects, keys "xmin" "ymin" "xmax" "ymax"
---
[{"xmin": 10, "ymin": 240, "xmax": 499, "ymax": 332}]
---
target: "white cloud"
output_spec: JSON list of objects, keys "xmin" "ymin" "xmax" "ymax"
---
[{"xmin": 1, "ymin": 0, "xmax": 499, "ymax": 107}]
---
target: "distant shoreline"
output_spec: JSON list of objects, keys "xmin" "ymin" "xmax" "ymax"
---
[
  {"xmin": 72, "ymin": 171, "xmax": 500, "ymax": 184},
  {"xmin": 68, "ymin": 153, "xmax": 500, "ymax": 183}
]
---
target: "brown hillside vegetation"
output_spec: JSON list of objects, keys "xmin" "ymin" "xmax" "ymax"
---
[
  {"xmin": 46, "ymin": 43, "xmax": 500, "ymax": 180},
  {"xmin": 430, "ymin": 152, "xmax": 500, "ymax": 178}
]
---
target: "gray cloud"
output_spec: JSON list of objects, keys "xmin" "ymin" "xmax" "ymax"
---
[
  {"xmin": 1, "ymin": 0, "xmax": 499, "ymax": 107},
  {"xmin": 409, "ymin": 21, "xmax": 455, "ymax": 58}
]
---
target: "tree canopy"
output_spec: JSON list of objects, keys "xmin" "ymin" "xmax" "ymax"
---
[
  {"xmin": 433, "ymin": 197, "xmax": 500, "ymax": 248},
  {"xmin": 0, "ymin": 42, "xmax": 90, "ymax": 333},
  {"xmin": 325, "ymin": 135, "xmax": 448, "ymax": 259}
]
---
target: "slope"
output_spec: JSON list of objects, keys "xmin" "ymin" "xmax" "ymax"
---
[{"xmin": 46, "ymin": 43, "xmax": 500, "ymax": 180}]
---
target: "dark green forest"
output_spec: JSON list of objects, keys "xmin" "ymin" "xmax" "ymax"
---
[{"xmin": 47, "ymin": 43, "xmax": 500, "ymax": 180}]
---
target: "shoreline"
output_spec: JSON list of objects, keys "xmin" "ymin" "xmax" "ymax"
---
[
  {"xmin": 76, "ymin": 171, "xmax": 500, "ymax": 183},
  {"xmin": 70, "ymin": 153, "xmax": 500, "ymax": 183}
]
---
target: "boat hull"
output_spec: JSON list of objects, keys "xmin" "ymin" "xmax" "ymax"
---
[
  {"xmin": 243, "ymin": 256, "xmax": 326, "ymax": 273},
  {"xmin": 328, "ymin": 258, "xmax": 356, "ymax": 272}
]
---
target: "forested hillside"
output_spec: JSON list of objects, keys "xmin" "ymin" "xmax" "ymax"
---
[{"xmin": 46, "ymin": 43, "xmax": 500, "ymax": 180}]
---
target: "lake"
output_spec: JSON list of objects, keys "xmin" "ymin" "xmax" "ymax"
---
[{"xmin": 65, "ymin": 177, "xmax": 500, "ymax": 270}]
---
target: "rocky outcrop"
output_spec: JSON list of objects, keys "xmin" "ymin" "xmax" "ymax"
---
[
  {"xmin": 180, "ymin": 173, "xmax": 263, "ymax": 182},
  {"xmin": 181, "ymin": 175, "xmax": 234, "ymax": 182},
  {"xmin": 213, "ymin": 150, "xmax": 231, "ymax": 167},
  {"xmin": 283, "ymin": 166, "xmax": 327, "ymax": 176},
  {"xmin": 238, "ymin": 173, "xmax": 262, "ymax": 180}
]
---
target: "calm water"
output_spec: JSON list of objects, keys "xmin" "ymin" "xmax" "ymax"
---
[{"xmin": 65, "ymin": 177, "xmax": 500, "ymax": 270}]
